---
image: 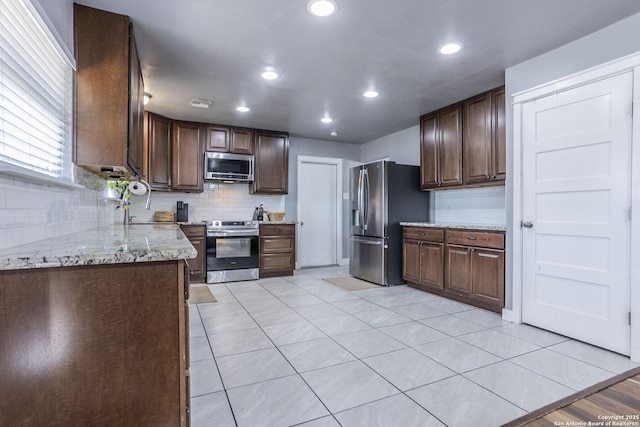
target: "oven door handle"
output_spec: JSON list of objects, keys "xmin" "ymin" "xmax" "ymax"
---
[{"xmin": 207, "ymin": 230, "xmax": 259, "ymax": 237}]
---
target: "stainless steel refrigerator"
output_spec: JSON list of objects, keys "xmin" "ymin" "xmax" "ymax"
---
[{"xmin": 350, "ymin": 161, "xmax": 430, "ymax": 286}]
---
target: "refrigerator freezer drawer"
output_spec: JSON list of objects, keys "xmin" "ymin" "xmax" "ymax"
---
[{"xmin": 349, "ymin": 236, "xmax": 388, "ymax": 286}]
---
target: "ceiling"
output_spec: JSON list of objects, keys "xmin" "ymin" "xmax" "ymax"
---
[{"xmin": 75, "ymin": 0, "xmax": 640, "ymax": 144}]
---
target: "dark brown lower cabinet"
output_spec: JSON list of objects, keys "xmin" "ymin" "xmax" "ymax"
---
[
  {"xmin": 403, "ymin": 226, "xmax": 505, "ymax": 313},
  {"xmin": 402, "ymin": 227, "xmax": 444, "ymax": 290},
  {"xmin": 0, "ymin": 260, "xmax": 190, "ymax": 426},
  {"xmin": 181, "ymin": 224, "xmax": 206, "ymax": 283},
  {"xmin": 259, "ymin": 224, "xmax": 295, "ymax": 277}
]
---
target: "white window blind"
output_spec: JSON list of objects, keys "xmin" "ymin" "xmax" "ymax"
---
[{"xmin": 0, "ymin": 0, "xmax": 73, "ymax": 182}]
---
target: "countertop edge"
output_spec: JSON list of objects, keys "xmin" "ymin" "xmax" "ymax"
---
[{"xmin": 400, "ymin": 222, "xmax": 507, "ymax": 232}]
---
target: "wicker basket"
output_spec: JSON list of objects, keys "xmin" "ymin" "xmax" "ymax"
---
[
  {"xmin": 265, "ymin": 211, "xmax": 286, "ymax": 221},
  {"xmin": 154, "ymin": 211, "xmax": 175, "ymax": 222}
]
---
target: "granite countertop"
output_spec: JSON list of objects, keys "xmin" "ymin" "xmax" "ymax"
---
[
  {"xmin": 400, "ymin": 222, "xmax": 506, "ymax": 232},
  {"xmin": 0, "ymin": 224, "xmax": 197, "ymax": 271}
]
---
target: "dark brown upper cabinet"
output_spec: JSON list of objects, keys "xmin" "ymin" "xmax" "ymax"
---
[
  {"xmin": 145, "ymin": 112, "xmax": 172, "ymax": 190},
  {"xmin": 420, "ymin": 103, "xmax": 463, "ymax": 190},
  {"xmin": 463, "ymin": 86, "xmax": 506, "ymax": 185},
  {"xmin": 172, "ymin": 121, "xmax": 203, "ymax": 192},
  {"xmin": 251, "ymin": 131, "xmax": 289, "ymax": 195},
  {"xmin": 74, "ymin": 4, "xmax": 144, "ymax": 179},
  {"xmin": 420, "ymin": 85, "xmax": 506, "ymax": 191},
  {"xmin": 205, "ymin": 126, "xmax": 254, "ymax": 154},
  {"xmin": 205, "ymin": 126, "xmax": 230, "ymax": 152}
]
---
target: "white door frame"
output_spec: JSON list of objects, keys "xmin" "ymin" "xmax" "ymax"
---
[
  {"xmin": 510, "ymin": 51, "xmax": 640, "ymax": 362},
  {"xmin": 296, "ymin": 155, "xmax": 343, "ymax": 268}
]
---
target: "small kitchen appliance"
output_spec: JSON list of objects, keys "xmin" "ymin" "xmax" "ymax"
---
[{"xmin": 176, "ymin": 201, "xmax": 189, "ymax": 222}]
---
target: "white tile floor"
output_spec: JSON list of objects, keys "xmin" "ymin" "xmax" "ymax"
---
[{"xmin": 189, "ymin": 266, "xmax": 639, "ymax": 427}]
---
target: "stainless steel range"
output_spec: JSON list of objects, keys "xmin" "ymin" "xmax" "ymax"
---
[{"xmin": 206, "ymin": 220, "xmax": 259, "ymax": 283}]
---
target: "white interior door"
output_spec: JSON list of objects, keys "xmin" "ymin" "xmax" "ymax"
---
[
  {"xmin": 298, "ymin": 159, "xmax": 339, "ymax": 267},
  {"xmin": 521, "ymin": 72, "xmax": 633, "ymax": 355}
]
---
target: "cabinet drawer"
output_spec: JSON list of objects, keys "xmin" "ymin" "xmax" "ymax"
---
[
  {"xmin": 181, "ymin": 225, "xmax": 205, "ymax": 238},
  {"xmin": 446, "ymin": 230, "xmax": 504, "ymax": 249},
  {"xmin": 260, "ymin": 224, "xmax": 295, "ymax": 236},
  {"xmin": 261, "ymin": 236, "xmax": 295, "ymax": 254},
  {"xmin": 403, "ymin": 227, "xmax": 444, "ymax": 242},
  {"xmin": 260, "ymin": 253, "xmax": 295, "ymax": 272}
]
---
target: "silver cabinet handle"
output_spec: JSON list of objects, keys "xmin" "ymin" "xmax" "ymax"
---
[{"xmin": 522, "ymin": 221, "xmax": 534, "ymax": 228}]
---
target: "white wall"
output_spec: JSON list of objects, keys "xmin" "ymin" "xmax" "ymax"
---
[
  {"xmin": 360, "ymin": 125, "xmax": 420, "ymax": 166},
  {"xmin": 504, "ymin": 11, "xmax": 640, "ymax": 311}
]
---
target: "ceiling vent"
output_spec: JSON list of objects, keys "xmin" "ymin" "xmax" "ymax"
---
[{"xmin": 190, "ymin": 98, "xmax": 213, "ymax": 109}]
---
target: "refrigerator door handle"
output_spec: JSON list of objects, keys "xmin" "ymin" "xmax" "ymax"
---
[
  {"xmin": 358, "ymin": 169, "xmax": 365, "ymax": 229},
  {"xmin": 362, "ymin": 168, "xmax": 369, "ymax": 231},
  {"xmin": 351, "ymin": 236, "xmax": 385, "ymax": 246}
]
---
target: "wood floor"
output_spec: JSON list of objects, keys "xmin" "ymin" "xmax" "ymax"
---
[{"xmin": 503, "ymin": 366, "xmax": 640, "ymax": 427}]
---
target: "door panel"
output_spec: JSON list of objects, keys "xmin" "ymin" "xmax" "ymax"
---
[
  {"xmin": 420, "ymin": 242, "xmax": 444, "ymax": 290},
  {"xmin": 350, "ymin": 166, "xmax": 363, "ymax": 236},
  {"xmin": 522, "ymin": 72, "xmax": 632, "ymax": 355},
  {"xmin": 472, "ymin": 248, "xmax": 504, "ymax": 305},
  {"xmin": 445, "ymin": 244, "xmax": 472, "ymax": 295},
  {"xmin": 363, "ymin": 162, "xmax": 385, "ymax": 238},
  {"xmin": 349, "ymin": 236, "xmax": 386, "ymax": 285},
  {"xmin": 402, "ymin": 240, "xmax": 420, "ymax": 283},
  {"xmin": 438, "ymin": 103, "xmax": 463, "ymax": 187},
  {"xmin": 299, "ymin": 161, "xmax": 337, "ymax": 267},
  {"xmin": 420, "ymin": 113, "xmax": 439, "ymax": 189}
]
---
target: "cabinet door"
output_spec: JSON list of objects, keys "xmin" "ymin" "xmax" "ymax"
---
[
  {"xmin": 420, "ymin": 242, "xmax": 444, "ymax": 290},
  {"xmin": 420, "ymin": 112, "xmax": 439, "ymax": 189},
  {"xmin": 230, "ymin": 128, "xmax": 254, "ymax": 154},
  {"xmin": 189, "ymin": 236, "xmax": 206, "ymax": 282},
  {"xmin": 402, "ymin": 240, "xmax": 421, "ymax": 283},
  {"xmin": 251, "ymin": 131, "xmax": 289, "ymax": 194},
  {"xmin": 445, "ymin": 244, "xmax": 472, "ymax": 295},
  {"xmin": 463, "ymin": 92, "xmax": 492, "ymax": 184},
  {"xmin": 472, "ymin": 248, "xmax": 504, "ymax": 307},
  {"xmin": 491, "ymin": 86, "xmax": 506, "ymax": 181},
  {"xmin": 146, "ymin": 112, "xmax": 172, "ymax": 190},
  {"xmin": 205, "ymin": 126, "xmax": 230, "ymax": 152},
  {"xmin": 127, "ymin": 24, "xmax": 144, "ymax": 177},
  {"xmin": 172, "ymin": 122, "xmax": 203, "ymax": 192},
  {"xmin": 438, "ymin": 103, "xmax": 463, "ymax": 187},
  {"xmin": 260, "ymin": 236, "xmax": 295, "ymax": 254}
]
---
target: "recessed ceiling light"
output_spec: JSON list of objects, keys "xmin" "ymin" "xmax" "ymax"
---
[
  {"xmin": 308, "ymin": 0, "xmax": 337, "ymax": 17},
  {"xmin": 190, "ymin": 98, "xmax": 213, "ymax": 109},
  {"xmin": 321, "ymin": 117, "xmax": 333, "ymax": 124},
  {"xmin": 438, "ymin": 42, "xmax": 463, "ymax": 55},
  {"xmin": 330, "ymin": 131, "xmax": 338, "ymax": 137},
  {"xmin": 261, "ymin": 70, "xmax": 280, "ymax": 80},
  {"xmin": 236, "ymin": 106, "xmax": 250, "ymax": 112},
  {"xmin": 363, "ymin": 90, "xmax": 379, "ymax": 98}
]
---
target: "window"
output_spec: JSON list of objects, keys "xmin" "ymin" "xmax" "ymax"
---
[{"xmin": 0, "ymin": 0, "xmax": 74, "ymax": 183}]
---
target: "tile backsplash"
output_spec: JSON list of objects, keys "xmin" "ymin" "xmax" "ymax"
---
[
  {"xmin": 126, "ymin": 183, "xmax": 285, "ymax": 223},
  {"xmin": 0, "ymin": 166, "xmax": 113, "ymax": 251},
  {"xmin": 432, "ymin": 186, "xmax": 506, "ymax": 225}
]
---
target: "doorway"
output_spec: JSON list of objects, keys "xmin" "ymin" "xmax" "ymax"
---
[
  {"xmin": 515, "ymin": 70, "xmax": 634, "ymax": 355},
  {"xmin": 297, "ymin": 156, "xmax": 342, "ymax": 268}
]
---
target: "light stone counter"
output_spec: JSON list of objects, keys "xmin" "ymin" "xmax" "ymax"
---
[
  {"xmin": 0, "ymin": 223, "xmax": 197, "ymax": 271},
  {"xmin": 400, "ymin": 222, "xmax": 506, "ymax": 232}
]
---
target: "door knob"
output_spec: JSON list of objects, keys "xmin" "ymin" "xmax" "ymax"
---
[{"xmin": 522, "ymin": 221, "xmax": 534, "ymax": 228}]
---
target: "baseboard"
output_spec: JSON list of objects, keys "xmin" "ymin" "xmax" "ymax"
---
[
  {"xmin": 501, "ymin": 308, "xmax": 520, "ymax": 324},
  {"xmin": 338, "ymin": 258, "xmax": 349, "ymax": 266}
]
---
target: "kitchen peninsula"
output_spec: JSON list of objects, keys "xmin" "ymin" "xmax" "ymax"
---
[{"xmin": 0, "ymin": 224, "xmax": 196, "ymax": 426}]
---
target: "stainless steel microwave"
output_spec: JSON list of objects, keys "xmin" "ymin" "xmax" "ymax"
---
[{"xmin": 204, "ymin": 152, "xmax": 254, "ymax": 182}]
